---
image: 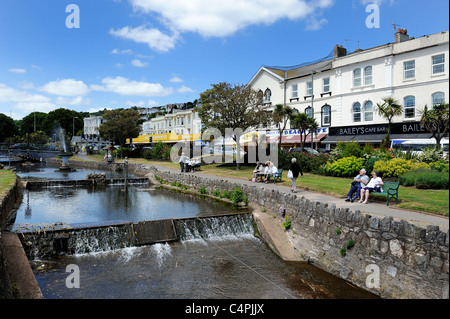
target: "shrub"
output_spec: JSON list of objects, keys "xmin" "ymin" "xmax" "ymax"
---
[
  {"xmin": 212, "ymin": 189, "xmax": 221, "ymax": 197},
  {"xmin": 231, "ymin": 187, "xmax": 245, "ymax": 205},
  {"xmin": 321, "ymin": 156, "xmax": 364, "ymax": 177},
  {"xmin": 279, "ymin": 151, "xmax": 331, "ymax": 173},
  {"xmin": 399, "ymin": 168, "xmax": 449, "ymax": 189},
  {"xmin": 222, "ymin": 190, "xmax": 231, "ymax": 199},
  {"xmin": 419, "ymin": 146, "xmax": 444, "ymax": 164},
  {"xmin": 282, "ymin": 216, "xmax": 291, "ymax": 230},
  {"xmin": 373, "ymin": 158, "xmax": 430, "ymax": 178},
  {"xmin": 429, "ymin": 161, "xmax": 449, "ymax": 173},
  {"xmin": 198, "ymin": 186, "xmax": 208, "ymax": 194}
]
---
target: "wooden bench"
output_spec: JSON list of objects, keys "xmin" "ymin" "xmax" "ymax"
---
[
  {"xmin": 273, "ymin": 169, "xmax": 283, "ymax": 183},
  {"xmin": 372, "ymin": 181, "xmax": 400, "ymax": 206}
]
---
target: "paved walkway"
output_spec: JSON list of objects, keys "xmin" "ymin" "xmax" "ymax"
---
[{"xmin": 145, "ymin": 163, "xmax": 449, "ymax": 230}]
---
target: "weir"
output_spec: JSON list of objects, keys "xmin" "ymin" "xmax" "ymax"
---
[
  {"xmin": 24, "ymin": 178, "xmax": 150, "ymax": 189},
  {"xmin": 16, "ymin": 213, "xmax": 254, "ymax": 259}
]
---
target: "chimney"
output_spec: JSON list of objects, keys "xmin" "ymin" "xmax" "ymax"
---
[
  {"xmin": 334, "ymin": 44, "xmax": 347, "ymax": 58},
  {"xmin": 395, "ymin": 28, "xmax": 410, "ymax": 43}
]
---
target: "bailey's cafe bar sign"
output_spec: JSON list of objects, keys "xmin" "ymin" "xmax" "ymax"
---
[{"xmin": 322, "ymin": 121, "xmax": 431, "ymax": 145}]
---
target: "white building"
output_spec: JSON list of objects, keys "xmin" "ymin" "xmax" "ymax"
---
[
  {"xmin": 248, "ymin": 29, "xmax": 449, "ymax": 149},
  {"xmin": 141, "ymin": 108, "xmax": 202, "ymax": 137},
  {"xmin": 83, "ymin": 115, "xmax": 104, "ymax": 136}
]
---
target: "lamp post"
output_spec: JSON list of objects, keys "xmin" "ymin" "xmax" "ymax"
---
[
  {"xmin": 311, "ymin": 71, "xmax": 315, "ymax": 150},
  {"xmin": 124, "ymin": 157, "xmax": 129, "ymax": 191}
]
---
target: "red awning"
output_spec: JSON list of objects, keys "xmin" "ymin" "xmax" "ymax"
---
[{"xmin": 267, "ymin": 134, "xmax": 327, "ymax": 144}]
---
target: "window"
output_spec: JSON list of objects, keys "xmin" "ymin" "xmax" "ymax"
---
[
  {"xmin": 404, "ymin": 60, "xmax": 415, "ymax": 79},
  {"xmin": 292, "ymin": 84, "xmax": 298, "ymax": 98},
  {"xmin": 432, "ymin": 54, "xmax": 445, "ymax": 74},
  {"xmin": 305, "ymin": 106, "xmax": 312, "ymax": 118},
  {"xmin": 353, "ymin": 68, "xmax": 362, "ymax": 87},
  {"xmin": 323, "ymin": 78, "xmax": 330, "ymax": 92},
  {"xmin": 264, "ymin": 88, "xmax": 271, "ymax": 103},
  {"xmin": 404, "ymin": 96, "xmax": 415, "ymax": 119},
  {"xmin": 364, "ymin": 101, "xmax": 374, "ymax": 122},
  {"xmin": 321, "ymin": 104, "xmax": 331, "ymax": 126},
  {"xmin": 432, "ymin": 92, "xmax": 445, "ymax": 105},
  {"xmin": 306, "ymin": 82, "xmax": 313, "ymax": 96},
  {"xmin": 364, "ymin": 66, "xmax": 373, "ymax": 85},
  {"xmin": 353, "ymin": 102, "xmax": 361, "ymax": 122}
]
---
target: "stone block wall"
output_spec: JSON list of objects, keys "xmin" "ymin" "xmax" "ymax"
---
[{"xmin": 141, "ymin": 165, "xmax": 449, "ymax": 299}]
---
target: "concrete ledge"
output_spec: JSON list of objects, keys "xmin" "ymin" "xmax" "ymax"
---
[{"xmin": 1, "ymin": 232, "xmax": 43, "ymax": 299}]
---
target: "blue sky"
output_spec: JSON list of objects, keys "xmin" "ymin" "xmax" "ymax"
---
[{"xmin": 1, "ymin": 0, "xmax": 448, "ymax": 120}]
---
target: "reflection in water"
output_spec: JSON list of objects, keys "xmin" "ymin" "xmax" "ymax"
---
[
  {"xmin": 13, "ymin": 186, "xmax": 247, "ymax": 228},
  {"xmin": 15, "ymin": 162, "xmax": 134, "ymax": 180}
]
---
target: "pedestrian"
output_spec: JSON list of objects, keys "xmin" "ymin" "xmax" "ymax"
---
[
  {"xmin": 288, "ymin": 157, "xmax": 303, "ymax": 193},
  {"xmin": 179, "ymin": 152, "xmax": 187, "ymax": 173},
  {"xmin": 345, "ymin": 168, "xmax": 369, "ymax": 202},
  {"xmin": 359, "ymin": 171, "xmax": 384, "ymax": 204}
]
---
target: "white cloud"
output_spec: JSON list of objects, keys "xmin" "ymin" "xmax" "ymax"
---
[
  {"xmin": 177, "ymin": 85, "xmax": 194, "ymax": 93},
  {"xmin": 91, "ymin": 76, "xmax": 173, "ymax": 97},
  {"xmin": 129, "ymin": 0, "xmax": 334, "ymax": 38},
  {"xmin": 169, "ymin": 76, "xmax": 184, "ymax": 83},
  {"xmin": 131, "ymin": 58, "xmax": 149, "ymax": 67},
  {"xmin": 39, "ymin": 79, "xmax": 90, "ymax": 97},
  {"xmin": 125, "ymin": 100, "xmax": 146, "ymax": 107},
  {"xmin": 110, "ymin": 25, "xmax": 179, "ymax": 53},
  {"xmin": 0, "ymin": 83, "xmax": 50, "ymax": 104},
  {"xmin": 9, "ymin": 68, "xmax": 27, "ymax": 74},
  {"xmin": 111, "ymin": 48, "xmax": 134, "ymax": 55},
  {"xmin": 305, "ymin": 16, "xmax": 328, "ymax": 31}
]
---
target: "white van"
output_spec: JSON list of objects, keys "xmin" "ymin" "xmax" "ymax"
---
[{"xmin": 391, "ymin": 138, "xmax": 449, "ymax": 156}]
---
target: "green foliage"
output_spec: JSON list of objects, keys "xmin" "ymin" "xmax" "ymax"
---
[
  {"xmin": 399, "ymin": 168, "xmax": 449, "ymax": 189},
  {"xmin": 340, "ymin": 248, "xmax": 347, "ymax": 257},
  {"xmin": 222, "ymin": 190, "xmax": 232, "ymax": 199},
  {"xmin": 279, "ymin": 150, "xmax": 331, "ymax": 173},
  {"xmin": 418, "ymin": 146, "xmax": 444, "ymax": 164},
  {"xmin": 373, "ymin": 158, "xmax": 430, "ymax": 178},
  {"xmin": 231, "ymin": 187, "xmax": 245, "ymax": 205},
  {"xmin": 346, "ymin": 240, "xmax": 355, "ymax": 249},
  {"xmin": 282, "ymin": 216, "xmax": 291, "ymax": 230},
  {"xmin": 429, "ymin": 161, "xmax": 449, "ymax": 173},
  {"xmin": 336, "ymin": 228, "xmax": 342, "ymax": 235},
  {"xmin": 212, "ymin": 189, "xmax": 221, "ymax": 197},
  {"xmin": 198, "ymin": 186, "xmax": 208, "ymax": 195},
  {"xmin": 321, "ymin": 156, "xmax": 365, "ymax": 177}
]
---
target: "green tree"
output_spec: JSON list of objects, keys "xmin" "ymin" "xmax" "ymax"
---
[
  {"xmin": 290, "ymin": 113, "xmax": 319, "ymax": 152},
  {"xmin": 376, "ymin": 97, "xmax": 403, "ymax": 146},
  {"xmin": 0, "ymin": 113, "xmax": 19, "ymax": 142},
  {"xmin": 42, "ymin": 108, "xmax": 83, "ymax": 139},
  {"xmin": 420, "ymin": 102, "xmax": 449, "ymax": 148},
  {"xmin": 98, "ymin": 109, "xmax": 141, "ymax": 158},
  {"xmin": 17, "ymin": 112, "xmax": 48, "ymax": 137},
  {"xmin": 272, "ymin": 104, "xmax": 294, "ymax": 152},
  {"xmin": 198, "ymin": 82, "xmax": 271, "ymax": 169}
]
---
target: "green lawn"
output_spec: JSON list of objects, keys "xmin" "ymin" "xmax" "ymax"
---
[
  {"xmin": 76, "ymin": 155, "xmax": 450, "ymax": 217},
  {"xmin": 0, "ymin": 170, "xmax": 16, "ymax": 197}
]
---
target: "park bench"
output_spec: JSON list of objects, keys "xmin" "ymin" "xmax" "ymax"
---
[
  {"xmin": 273, "ymin": 169, "xmax": 283, "ymax": 183},
  {"xmin": 372, "ymin": 181, "xmax": 400, "ymax": 206}
]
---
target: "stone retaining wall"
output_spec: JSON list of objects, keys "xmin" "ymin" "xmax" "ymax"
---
[
  {"xmin": 139, "ymin": 164, "xmax": 449, "ymax": 299},
  {"xmin": 0, "ymin": 174, "xmax": 23, "ymax": 298}
]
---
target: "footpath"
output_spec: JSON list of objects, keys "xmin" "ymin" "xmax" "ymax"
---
[{"xmin": 142, "ymin": 162, "xmax": 449, "ymax": 230}]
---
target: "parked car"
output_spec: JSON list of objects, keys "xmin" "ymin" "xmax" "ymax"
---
[{"xmin": 290, "ymin": 147, "xmax": 319, "ymax": 155}]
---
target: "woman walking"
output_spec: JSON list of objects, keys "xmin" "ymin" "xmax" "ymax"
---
[{"xmin": 288, "ymin": 157, "xmax": 303, "ymax": 193}]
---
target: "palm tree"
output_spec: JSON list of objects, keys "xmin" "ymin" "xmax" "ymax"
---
[
  {"xmin": 272, "ymin": 104, "xmax": 294, "ymax": 152},
  {"xmin": 420, "ymin": 102, "xmax": 449, "ymax": 148},
  {"xmin": 290, "ymin": 113, "xmax": 319, "ymax": 152},
  {"xmin": 376, "ymin": 97, "xmax": 403, "ymax": 145}
]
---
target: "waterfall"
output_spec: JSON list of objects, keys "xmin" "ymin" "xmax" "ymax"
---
[{"xmin": 177, "ymin": 214, "xmax": 255, "ymax": 242}]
